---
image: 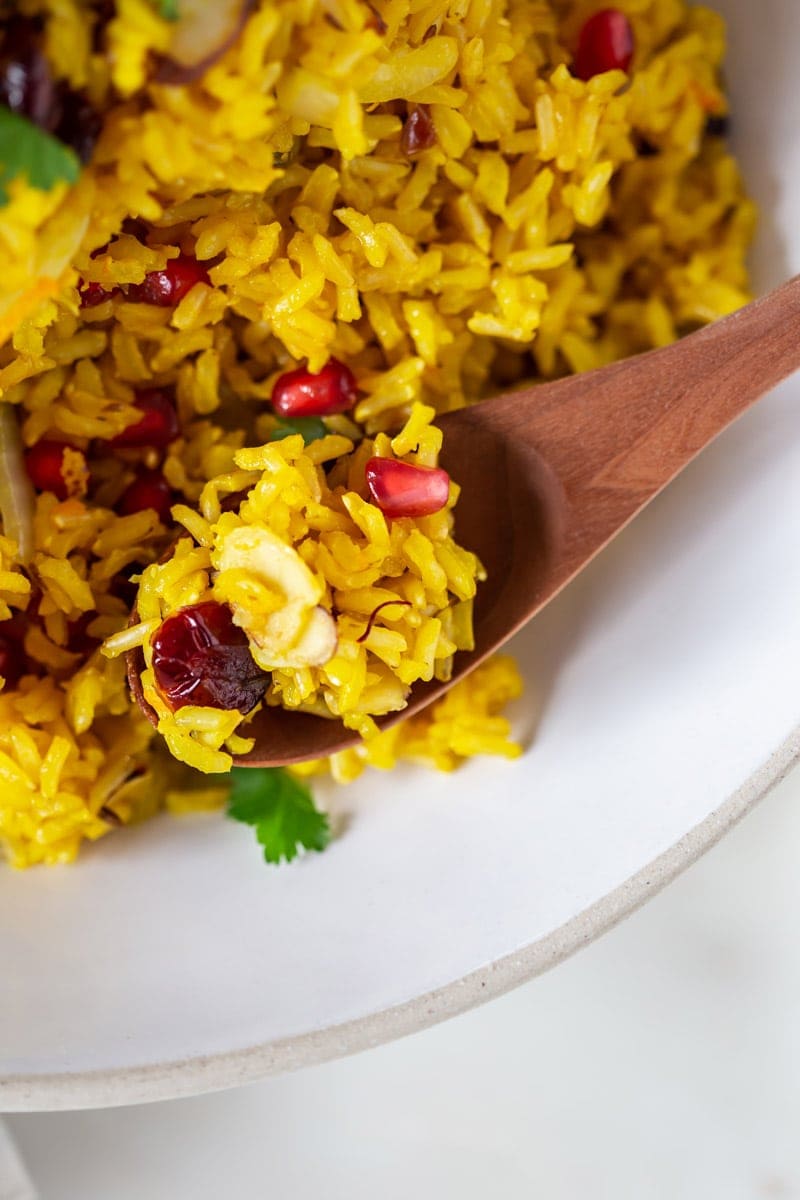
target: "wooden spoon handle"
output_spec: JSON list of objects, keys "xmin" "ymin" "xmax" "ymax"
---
[
  {"xmin": 476, "ymin": 275, "xmax": 800, "ymax": 568},
  {"xmin": 503, "ymin": 274, "xmax": 800, "ymax": 491}
]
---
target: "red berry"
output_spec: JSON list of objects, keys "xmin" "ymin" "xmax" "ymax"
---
[
  {"xmin": 128, "ymin": 254, "xmax": 210, "ymax": 306},
  {"xmin": 79, "ymin": 280, "xmax": 118, "ymax": 307},
  {"xmin": 401, "ymin": 105, "xmax": 437, "ymax": 156},
  {"xmin": 118, "ymin": 470, "xmax": 173, "ymax": 523},
  {"xmin": 365, "ymin": 457, "xmax": 450, "ymax": 518},
  {"xmin": 151, "ymin": 600, "xmax": 268, "ymax": 713},
  {"xmin": 110, "ymin": 388, "xmax": 180, "ymax": 450},
  {"xmin": 272, "ymin": 358, "xmax": 357, "ymax": 418},
  {"xmin": 575, "ymin": 9, "xmax": 634, "ymax": 80},
  {"xmin": 25, "ymin": 439, "xmax": 73, "ymax": 499}
]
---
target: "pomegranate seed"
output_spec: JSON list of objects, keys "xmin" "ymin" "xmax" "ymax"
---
[
  {"xmin": 272, "ymin": 358, "xmax": 357, "ymax": 418},
  {"xmin": 118, "ymin": 470, "xmax": 174, "ymax": 523},
  {"xmin": 575, "ymin": 9, "xmax": 634, "ymax": 81},
  {"xmin": 128, "ymin": 254, "xmax": 210, "ymax": 306},
  {"xmin": 0, "ymin": 624, "xmax": 27, "ymax": 688},
  {"xmin": 365, "ymin": 457, "xmax": 450, "ymax": 518},
  {"xmin": 79, "ymin": 280, "xmax": 118, "ymax": 308},
  {"xmin": 110, "ymin": 389, "xmax": 180, "ymax": 450},
  {"xmin": 401, "ymin": 105, "xmax": 436, "ymax": 157},
  {"xmin": 151, "ymin": 600, "xmax": 268, "ymax": 713},
  {"xmin": 25, "ymin": 439, "xmax": 74, "ymax": 499}
]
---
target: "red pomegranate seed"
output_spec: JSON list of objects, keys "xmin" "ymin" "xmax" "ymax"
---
[
  {"xmin": 401, "ymin": 105, "xmax": 436, "ymax": 156},
  {"xmin": 110, "ymin": 388, "xmax": 180, "ymax": 450},
  {"xmin": 575, "ymin": 9, "xmax": 634, "ymax": 80},
  {"xmin": 118, "ymin": 470, "xmax": 174, "ymax": 523},
  {"xmin": 272, "ymin": 358, "xmax": 357, "ymax": 418},
  {"xmin": 79, "ymin": 280, "xmax": 118, "ymax": 307},
  {"xmin": 25, "ymin": 439, "xmax": 73, "ymax": 499},
  {"xmin": 365, "ymin": 457, "xmax": 450, "ymax": 518},
  {"xmin": 151, "ymin": 600, "xmax": 269, "ymax": 713},
  {"xmin": 128, "ymin": 254, "xmax": 210, "ymax": 306}
]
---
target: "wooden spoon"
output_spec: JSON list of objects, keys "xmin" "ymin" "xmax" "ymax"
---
[{"xmin": 128, "ymin": 275, "xmax": 800, "ymax": 766}]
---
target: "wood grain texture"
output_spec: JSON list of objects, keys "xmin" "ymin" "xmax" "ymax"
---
[{"xmin": 127, "ymin": 276, "xmax": 800, "ymax": 765}]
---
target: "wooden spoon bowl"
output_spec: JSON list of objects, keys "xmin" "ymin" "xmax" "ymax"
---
[{"xmin": 128, "ymin": 275, "xmax": 800, "ymax": 766}]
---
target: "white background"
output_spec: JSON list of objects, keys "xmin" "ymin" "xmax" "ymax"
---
[{"xmin": 4, "ymin": 764, "xmax": 800, "ymax": 1200}]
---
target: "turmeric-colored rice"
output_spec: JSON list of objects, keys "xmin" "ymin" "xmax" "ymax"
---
[{"xmin": 0, "ymin": 0, "xmax": 753, "ymax": 866}]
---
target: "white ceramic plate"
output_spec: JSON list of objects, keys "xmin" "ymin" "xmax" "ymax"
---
[{"xmin": 2, "ymin": 0, "xmax": 799, "ymax": 1113}]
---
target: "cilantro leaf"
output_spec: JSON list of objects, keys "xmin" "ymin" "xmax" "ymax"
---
[
  {"xmin": 269, "ymin": 416, "xmax": 328, "ymax": 446},
  {"xmin": 154, "ymin": 0, "xmax": 180, "ymax": 18},
  {"xmin": 227, "ymin": 767, "xmax": 331, "ymax": 864},
  {"xmin": 0, "ymin": 109, "xmax": 80, "ymax": 205}
]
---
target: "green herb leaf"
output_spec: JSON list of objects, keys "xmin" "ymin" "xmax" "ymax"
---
[
  {"xmin": 154, "ymin": 0, "xmax": 180, "ymax": 19},
  {"xmin": 269, "ymin": 416, "xmax": 328, "ymax": 446},
  {"xmin": 227, "ymin": 767, "xmax": 331, "ymax": 864},
  {"xmin": 0, "ymin": 109, "xmax": 80, "ymax": 205}
]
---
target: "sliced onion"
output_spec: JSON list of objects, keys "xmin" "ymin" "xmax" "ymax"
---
[
  {"xmin": 156, "ymin": 0, "xmax": 256, "ymax": 83},
  {"xmin": 0, "ymin": 403, "xmax": 35, "ymax": 564}
]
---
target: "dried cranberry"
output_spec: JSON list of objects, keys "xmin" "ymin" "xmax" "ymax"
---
[
  {"xmin": 151, "ymin": 601, "xmax": 268, "ymax": 713},
  {"xmin": 272, "ymin": 358, "xmax": 357, "ymax": 418},
  {"xmin": 118, "ymin": 471, "xmax": 174, "ymax": 523},
  {"xmin": 365, "ymin": 457, "xmax": 450, "ymax": 518},
  {"xmin": 110, "ymin": 389, "xmax": 180, "ymax": 450},
  {"xmin": 575, "ymin": 9, "xmax": 634, "ymax": 80},
  {"xmin": 79, "ymin": 280, "xmax": 118, "ymax": 308},
  {"xmin": 0, "ymin": 624, "xmax": 27, "ymax": 688},
  {"xmin": 128, "ymin": 255, "xmax": 210, "ymax": 306},
  {"xmin": 401, "ymin": 105, "xmax": 436, "ymax": 157},
  {"xmin": 25, "ymin": 439, "xmax": 73, "ymax": 499}
]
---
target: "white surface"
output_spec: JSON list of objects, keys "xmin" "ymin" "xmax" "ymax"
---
[
  {"xmin": 6, "ymin": 765, "xmax": 800, "ymax": 1200},
  {"xmin": 0, "ymin": 1123, "xmax": 37, "ymax": 1200},
  {"xmin": 2, "ymin": 0, "xmax": 800, "ymax": 1108}
]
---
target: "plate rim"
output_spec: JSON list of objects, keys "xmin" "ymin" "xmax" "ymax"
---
[{"xmin": 3, "ymin": 723, "xmax": 797, "ymax": 1112}]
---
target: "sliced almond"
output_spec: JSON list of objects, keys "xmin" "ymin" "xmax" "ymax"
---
[
  {"xmin": 157, "ymin": 0, "xmax": 256, "ymax": 84},
  {"xmin": 214, "ymin": 526, "xmax": 336, "ymax": 669}
]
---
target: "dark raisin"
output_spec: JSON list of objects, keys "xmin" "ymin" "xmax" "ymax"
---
[
  {"xmin": 0, "ymin": 16, "xmax": 61, "ymax": 131},
  {"xmin": 55, "ymin": 88, "xmax": 103, "ymax": 164}
]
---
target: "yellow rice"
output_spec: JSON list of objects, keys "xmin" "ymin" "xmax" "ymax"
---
[
  {"xmin": 106, "ymin": 402, "xmax": 482, "ymax": 772},
  {"xmin": 0, "ymin": 0, "xmax": 754, "ymax": 865}
]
